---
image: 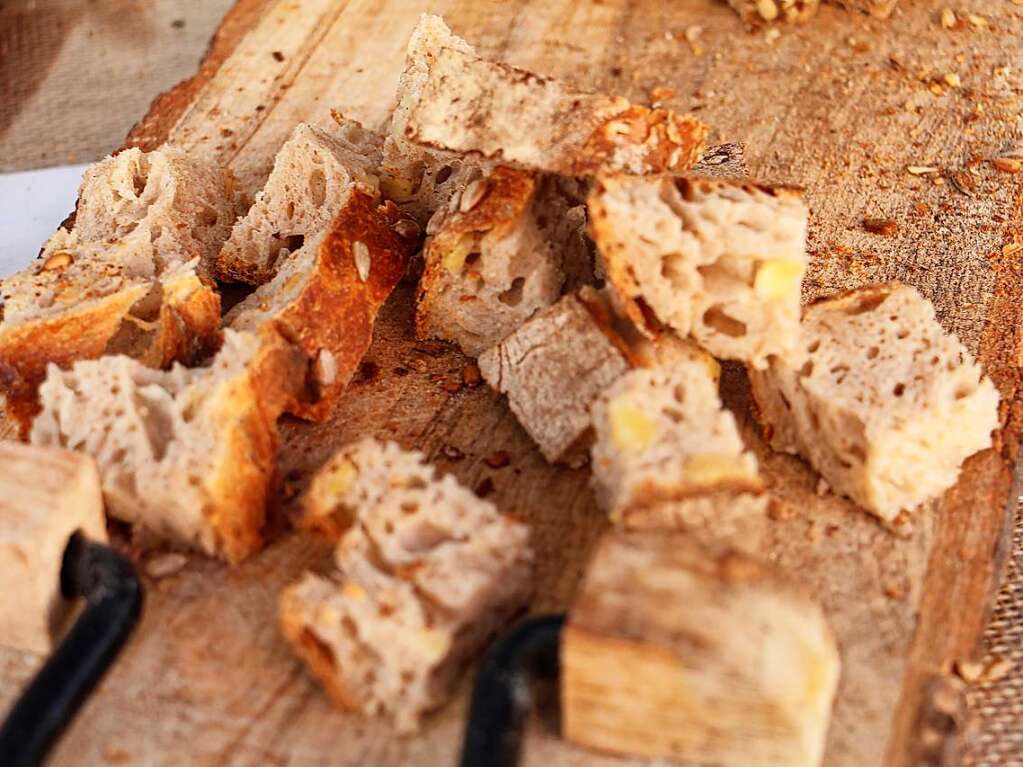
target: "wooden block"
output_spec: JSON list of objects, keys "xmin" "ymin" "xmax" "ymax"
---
[
  {"xmin": 0, "ymin": 441, "xmax": 107, "ymax": 654},
  {"xmin": 562, "ymin": 530, "xmax": 840, "ymax": 767}
]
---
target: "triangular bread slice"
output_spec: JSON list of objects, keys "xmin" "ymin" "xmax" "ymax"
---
[{"xmin": 215, "ymin": 119, "xmax": 383, "ymax": 285}]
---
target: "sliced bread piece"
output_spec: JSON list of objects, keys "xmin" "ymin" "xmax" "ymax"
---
[
  {"xmin": 589, "ymin": 173, "xmax": 808, "ymax": 369},
  {"xmin": 591, "ymin": 361, "xmax": 767, "ymax": 533},
  {"xmin": 415, "ymin": 167, "xmax": 591, "ymax": 357},
  {"xmin": 726, "ymin": 0, "xmax": 819, "ymax": 25},
  {"xmin": 0, "ymin": 146, "xmax": 235, "ymax": 431},
  {"xmin": 215, "ymin": 119, "xmax": 383, "ymax": 285},
  {"xmin": 284, "ymin": 438, "xmax": 533, "ymax": 732},
  {"xmin": 379, "ymin": 14, "xmax": 485, "ymax": 225},
  {"xmin": 400, "ymin": 15, "xmax": 707, "ymax": 177},
  {"xmin": 562, "ymin": 529, "xmax": 839, "ymax": 767},
  {"xmin": 748, "ymin": 282, "xmax": 1000, "ymax": 521},
  {"xmin": 226, "ymin": 194, "xmax": 415, "ymax": 421},
  {"xmin": 31, "ymin": 329, "xmax": 305, "ymax": 564},
  {"xmin": 478, "ymin": 293, "xmax": 631, "ymax": 462}
]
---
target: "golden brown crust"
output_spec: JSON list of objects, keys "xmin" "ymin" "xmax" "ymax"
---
[
  {"xmin": 279, "ymin": 598, "xmax": 365, "ymax": 712},
  {"xmin": 0, "ymin": 277, "xmax": 221, "ymax": 437},
  {"xmin": 268, "ymin": 195, "xmax": 415, "ymax": 422}
]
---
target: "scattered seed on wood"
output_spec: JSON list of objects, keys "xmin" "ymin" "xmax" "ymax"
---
[
  {"xmin": 908, "ymin": 165, "xmax": 939, "ymax": 175},
  {"xmin": 863, "ymin": 218, "xmax": 898, "ymax": 236},
  {"xmin": 992, "ymin": 157, "xmax": 1023, "ymax": 173},
  {"xmin": 441, "ymin": 445, "xmax": 465, "ymax": 462},
  {"xmin": 272, "ymin": 51, "xmax": 285, "ymax": 62},
  {"xmin": 940, "ymin": 8, "xmax": 956, "ymax": 28},
  {"xmin": 484, "ymin": 451, "xmax": 511, "ymax": 469}
]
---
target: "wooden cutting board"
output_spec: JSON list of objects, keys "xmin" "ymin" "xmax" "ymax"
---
[{"xmin": 1, "ymin": 1, "xmax": 1022, "ymax": 765}]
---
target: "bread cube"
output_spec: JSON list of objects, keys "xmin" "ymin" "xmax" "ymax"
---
[
  {"xmin": 284, "ymin": 438, "xmax": 533, "ymax": 732},
  {"xmin": 591, "ymin": 361, "xmax": 767, "ymax": 534},
  {"xmin": 0, "ymin": 442, "xmax": 107, "ymax": 653},
  {"xmin": 215, "ymin": 119, "xmax": 383, "ymax": 285},
  {"xmin": 415, "ymin": 168, "xmax": 590, "ymax": 357},
  {"xmin": 399, "ymin": 15, "xmax": 706, "ymax": 176},
  {"xmin": 562, "ymin": 530, "xmax": 840, "ymax": 767},
  {"xmin": 589, "ymin": 173, "xmax": 808, "ymax": 368},
  {"xmin": 749, "ymin": 282, "xmax": 999, "ymax": 521},
  {"xmin": 478, "ymin": 293, "xmax": 630, "ymax": 462}
]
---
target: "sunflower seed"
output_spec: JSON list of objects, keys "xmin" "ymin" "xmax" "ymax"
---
[
  {"xmin": 353, "ymin": 241, "xmax": 370, "ymax": 281},
  {"xmin": 393, "ymin": 218, "xmax": 422, "ymax": 240},
  {"xmin": 460, "ymin": 178, "xmax": 489, "ymax": 212}
]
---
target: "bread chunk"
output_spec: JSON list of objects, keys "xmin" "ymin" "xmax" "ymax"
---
[
  {"xmin": 0, "ymin": 147, "xmax": 234, "ymax": 431},
  {"xmin": 726, "ymin": 0, "xmax": 819, "ymax": 25},
  {"xmin": 415, "ymin": 168, "xmax": 590, "ymax": 356},
  {"xmin": 400, "ymin": 15, "xmax": 706, "ymax": 177},
  {"xmin": 283, "ymin": 438, "xmax": 533, "ymax": 732},
  {"xmin": 31, "ymin": 330, "xmax": 303, "ymax": 564},
  {"xmin": 227, "ymin": 194, "xmax": 414, "ymax": 421},
  {"xmin": 589, "ymin": 173, "xmax": 808, "ymax": 368},
  {"xmin": 0, "ymin": 443, "xmax": 107, "ymax": 654},
  {"xmin": 478, "ymin": 294, "xmax": 630, "ymax": 462},
  {"xmin": 591, "ymin": 362, "xmax": 767, "ymax": 532},
  {"xmin": 216, "ymin": 120, "xmax": 383, "ymax": 285},
  {"xmin": 562, "ymin": 529, "xmax": 840, "ymax": 767},
  {"xmin": 749, "ymin": 282, "xmax": 999, "ymax": 521}
]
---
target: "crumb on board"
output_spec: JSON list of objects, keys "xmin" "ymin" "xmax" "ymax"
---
[{"xmin": 863, "ymin": 218, "xmax": 898, "ymax": 236}]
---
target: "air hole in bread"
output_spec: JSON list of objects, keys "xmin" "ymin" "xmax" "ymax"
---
[
  {"xmin": 842, "ymin": 292, "xmax": 888, "ymax": 315},
  {"xmin": 848, "ymin": 444, "xmax": 867, "ymax": 463},
  {"xmin": 661, "ymin": 254, "xmax": 685, "ymax": 283},
  {"xmin": 954, "ymin": 385, "xmax": 974, "ymax": 400},
  {"xmin": 893, "ymin": 383, "xmax": 905, "ymax": 397},
  {"xmin": 664, "ymin": 408, "xmax": 685, "ymax": 423},
  {"xmin": 498, "ymin": 278, "xmax": 525, "ymax": 307},
  {"xmin": 807, "ymin": 339, "xmax": 820, "ymax": 354},
  {"xmin": 672, "ymin": 384, "xmax": 686, "ymax": 404},
  {"xmin": 800, "ymin": 360, "xmax": 814, "ymax": 377},
  {"xmin": 703, "ymin": 306, "xmax": 747, "ymax": 338},
  {"xmin": 465, "ymin": 252, "xmax": 481, "ymax": 268},
  {"xmin": 308, "ymin": 169, "xmax": 327, "ymax": 207},
  {"xmin": 286, "ymin": 200, "xmax": 296, "ymax": 219},
  {"xmin": 198, "ymin": 204, "xmax": 220, "ymax": 227},
  {"xmin": 269, "ymin": 233, "xmax": 305, "ymax": 260},
  {"xmin": 434, "ymin": 165, "xmax": 453, "ymax": 184},
  {"xmin": 130, "ymin": 156, "xmax": 151, "ymax": 198},
  {"xmin": 866, "ymin": 346, "xmax": 880, "ymax": 360},
  {"xmin": 401, "ymin": 502, "xmax": 419, "ymax": 515},
  {"xmin": 896, "ymin": 329, "xmax": 910, "ymax": 340}
]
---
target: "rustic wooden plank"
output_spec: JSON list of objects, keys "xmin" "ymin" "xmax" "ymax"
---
[{"xmin": 1, "ymin": 1, "xmax": 1021, "ymax": 766}]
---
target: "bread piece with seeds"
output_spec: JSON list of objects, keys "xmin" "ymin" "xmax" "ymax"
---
[
  {"xmin": 227, "ymin": 195, "xmax": 415, "ymax": 421},
  {"xmin": 0, "ymin": 147, "xmax": 234, "ymax": 431},
  {"xmin": 562, "ymin": 529, "xmax": 839, "ymax": 767},
  {"xmin": 215, "ymin": 119, "xmax": 383, "ymax": 285},
  {"xmin": 400, "ymin": 15, "xmax": 706, "ymax": 177},
  {"xmin": 589, "ymin": 173, "xmax": 808, "ymax": 369},
  {"xmin": 591, "ymin": 361, "xmax": 767, "ymax": 534},
  {"xmin": 415, "ymin": 167, "xmax": 591, "ymax": 357},
  {"xmin": 31, "ymin": 330, "xmax": 304, "ymax": 564},
  {"xmin": 284, "ymin": 438, "xmax": 532, "ymax": 732},
  {"xmin": 726, "ymin": 0, "xmax": 819, "ymax": 25},
  {"xmin": 749, "ymin": 282, "xmax": 999, "ymax": 521}
]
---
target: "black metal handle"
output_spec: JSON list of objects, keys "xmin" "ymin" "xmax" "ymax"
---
[
  {"xmin": 459, "ymin": 613, "xmax": 565, "ymax": 767},
  {"xmin": 0, "ymin": 533, "xmax": 144, "ymax": 767}
]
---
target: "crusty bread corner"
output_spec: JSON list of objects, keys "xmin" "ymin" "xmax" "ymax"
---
[
  {"xmin": 227, "ymin": 194, "xmax": 416, "ymax": 422},
  {"xmin": 0, "ymin": 261, "xmax": 221, "ymax": 436},
  {"xmin": 726, "ymin": 0, "xmax": 820, "ymax": 25},
  {"xmin": 415, "ymin": 166, "xmax": 573, "ymax": 357},
  {"xmin": 400, "ymin": 16, "xmax": 706, "ymax": 176},
  {"xmin": 30, "ymin": 330, "xmax": 305, "ymax": 564},
  {"xmin": 747, "ymin": 281, "xmax": 1000, "ymax": 521},
  {"xmin": 589, "ymin": 173, "xmax": 808, "ymax": 369},
  {"xmin": 478, "ymin": 293, "xmax": 631, "ymax": 462},
  {"xmin": 215, "ymin": 119, "xmax": 384, "ymax": 285}
]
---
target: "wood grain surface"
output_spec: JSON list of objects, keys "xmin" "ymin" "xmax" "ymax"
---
[{"xmin": 2, "ymin": 1, "xmax": 1022, "ymax": 765}]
